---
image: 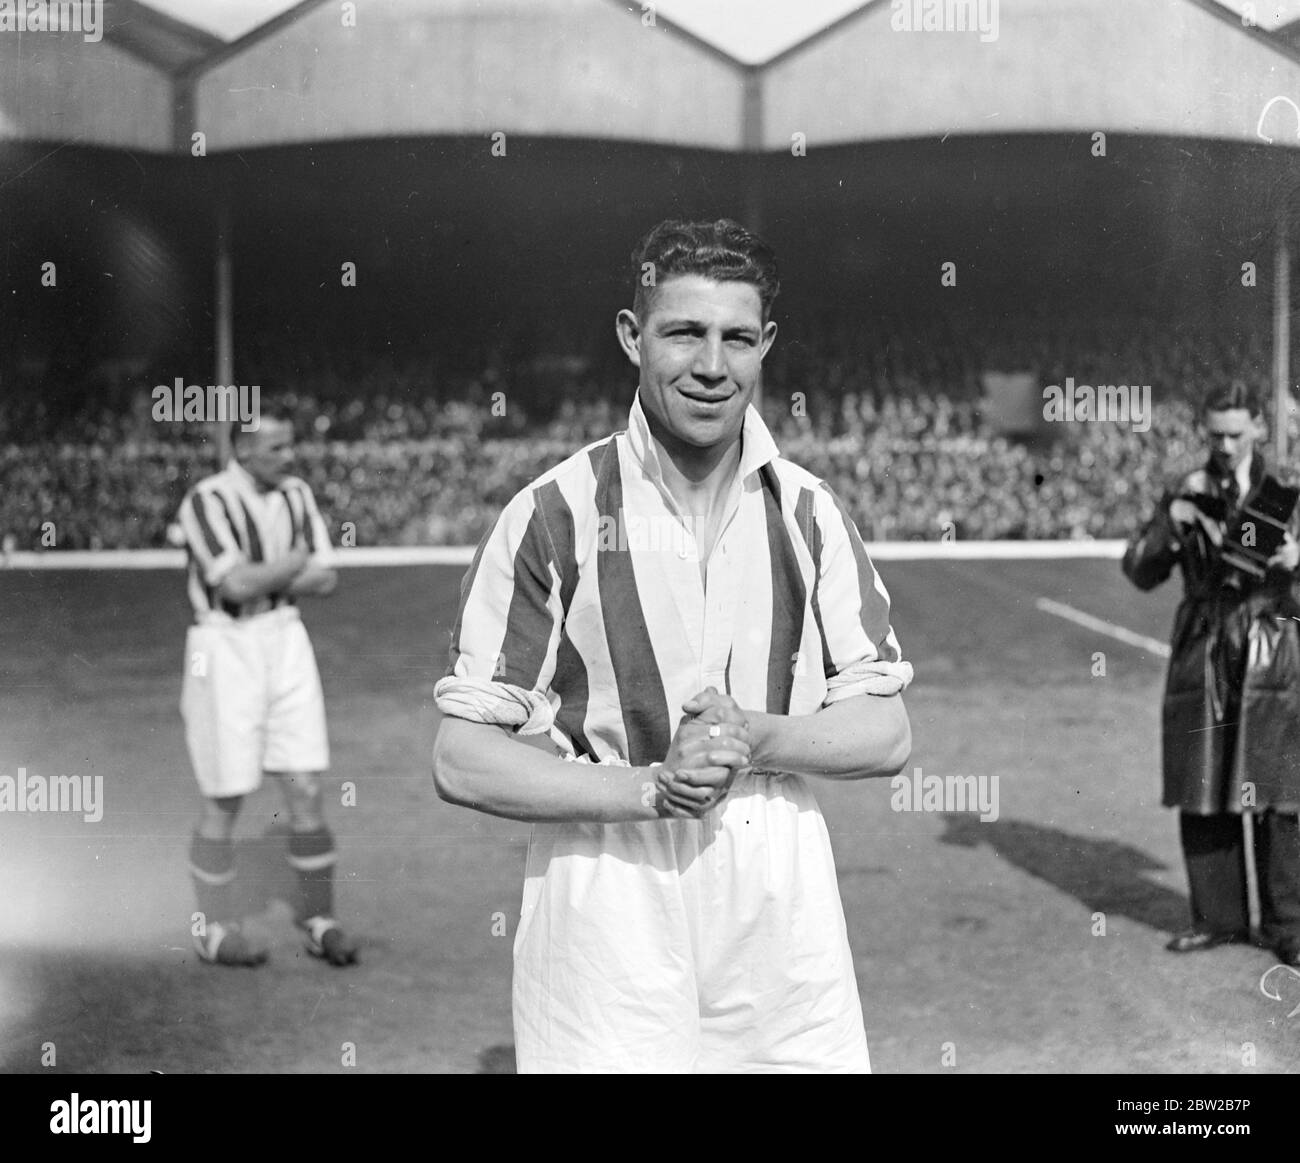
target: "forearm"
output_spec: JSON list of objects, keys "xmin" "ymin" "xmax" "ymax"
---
[
  {"xmin": 1122, "ymin": 505, "xmax": 1179, "ymax": 591},
  {"xmin": 433, "ymin": 717, "xmax": 661, "ymax": 823},
  {"xmin": 746, "ymin": 693, "xmax": 911, "ymax": 781},
  {"xmin": 288, "ymin": 564, "xmax": 337, "ymax": 597},
  {"xmin": 218, "ymin": 557, "xmax": 305, "ymax": 603}
]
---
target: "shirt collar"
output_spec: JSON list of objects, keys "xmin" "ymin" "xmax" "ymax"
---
[
  {"xmin": 1235, "ymin": 454, "xmax": 1253, "ymax": 498},
  {"xmin": 626, "ymin": 390, "xmax": 780, "ymax": 490},
  {"xmin": 227, "ymin": 457, "xmax": 266, "ymax": 497}
]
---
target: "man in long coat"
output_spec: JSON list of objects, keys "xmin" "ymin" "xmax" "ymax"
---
[{"xmin": 1123, "ymin": 382, "xmax": 1300, "ymax": 967}]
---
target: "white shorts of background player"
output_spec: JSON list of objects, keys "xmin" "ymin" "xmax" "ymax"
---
[{"xmin": 181, "ymin": 605, "xmax": 329, "ymax": 798}]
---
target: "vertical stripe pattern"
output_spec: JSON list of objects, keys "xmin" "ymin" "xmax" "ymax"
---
[
  {"xmin": 448, "ymin": 517, "xmax": 498, "ymax": 674},
  {"xmin": 439, "ymin": 400, "xmax": 910, "ymax": 766},
  {"xmin": 796, "ymin": 485, "xmax": 835, "ymax": 679},
  {"xmin": 591, "ymin": 442, "xmax": 671, "ymax": 768},
  {"xmin": 176, "ymin": 463, "xmax": 334, "ymax": 622},
  {"xmin": 537, "ymin": 480, "xmax": 596, "ymax": 761},
  {"xmin": 761, "ymin": 465, "xmax": 806, "ymax": 716},
  {"xmin": 501, "ymin": 504, "xmax": 560, "ymax": 688},
  {"xmin": 820, "ymin": 481, "xmax": 900, "ymax": 662}
]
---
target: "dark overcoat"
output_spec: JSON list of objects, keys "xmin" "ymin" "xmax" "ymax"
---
[{"xmin": 1122, "ymin": 454, "xmax": 1300, "ymax": 814}]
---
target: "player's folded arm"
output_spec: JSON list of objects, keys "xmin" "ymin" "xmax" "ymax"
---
[
  {"xmin": 178, "ymin": 490, "xmax": 246, "ymax": 592},
  {"xmin": 204, "ymin": 549, "xmax": 246, "ymax": 591},
  {"xmin": 287, "ymin": 562, "xmax": 337, "ymax": 597},
  {"xmin": 300, "ymin": 481, "xmax": 339, "ymax": 570},
  {"xmin": 219, "ymin": 553, "xmax": 308, "ymax": 604},
  {"xmin": 282, "ymin": 480, "xmax": 338, "ymax": 596}
]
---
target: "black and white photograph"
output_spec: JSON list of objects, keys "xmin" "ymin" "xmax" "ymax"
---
[{"xmin": 2, "ymin": 0, "xmax": 1299, "ymax": 1115}]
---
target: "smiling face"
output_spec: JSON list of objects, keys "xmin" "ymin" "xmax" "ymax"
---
[
  {"xmin": 617, "ymin": 275, "xmax": 777, "ymax": 461},
  {"xmin": 1203, "ymin": 407, "xmax": 1263, "ymax": 476}
]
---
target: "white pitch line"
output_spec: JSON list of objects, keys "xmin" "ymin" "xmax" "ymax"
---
[
  {"xmin": 0, "ymin": 540, "xmax": 1128, "ymax": 570},
  {"xmin": 0, "ymin": 546, "xmax": 477, "ymax": 569},
  {"xmin": 1034, "ymin": 597, "xmax": 1170, "ymax": 658}
]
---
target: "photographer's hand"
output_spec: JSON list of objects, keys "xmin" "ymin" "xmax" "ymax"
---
[
  {"xmin": 1268, "ymin": 531, "xmax": 1300, "ymax": 572},
  {"xmin": 1168, "ymin": 499, "xmax": 1223, "ymax": 547}
]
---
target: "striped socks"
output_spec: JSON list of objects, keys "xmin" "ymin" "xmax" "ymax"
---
[
  {"xmin": 188, "ymin": 831, "xmax": 236, "ymax": 929},
  {"xmin": 287, "ymin": 825, "xmax": 339, "ymax": 922}
]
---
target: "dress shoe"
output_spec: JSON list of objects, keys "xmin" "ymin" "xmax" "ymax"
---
[
  {"xmin": 1275, "ymin": 937, "xmax": 1300, "ymax": 966},
  {"xmin": 1165, "ymin": 929, "xmax": 1249, "ymax": 953}
]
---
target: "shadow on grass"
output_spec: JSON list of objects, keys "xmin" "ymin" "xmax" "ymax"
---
[
  {"xmin": 0, "ymin": 946, "xmax": 248, "ymax": 1073},
  {"xmin": 938, "ymin": 814, "xmax": 1189, "ymax": 933},
  {"xmin": 0, "ymin": 827, "xmax": 344, "ymax": 1075}
]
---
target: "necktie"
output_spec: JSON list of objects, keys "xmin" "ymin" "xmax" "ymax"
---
[{"xmin": 1222, "ymin": 476, "xmax": 1240, "ymax": 512}]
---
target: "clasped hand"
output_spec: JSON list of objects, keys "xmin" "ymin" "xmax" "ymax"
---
[{"xmin": 655, "ymin": 687, "xmax": 752, "ymax": 819}]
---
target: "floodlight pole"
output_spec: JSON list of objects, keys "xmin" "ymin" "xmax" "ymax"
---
[
  {"xmin": 741, "ymin": 66, "xmax": 765, "ymax": 416},
  {"xmin": 745, "ymin": 157, "xmax": 766, "ymax": 417},
  {"xmin": 1275, "ymin": 204, "xmax": 1291, "ymax": 467},
  {"xmin": 1247, "ymin": 200, "xmax": 1296, "ymax": 937},
  {"xmin": 215, "ymin": 203, "xmax": 234, "ymax": 465}
]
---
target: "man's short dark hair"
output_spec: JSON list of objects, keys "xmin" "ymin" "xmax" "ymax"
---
[
  {"xmin": 229, "ymin": 402, "xmax": 294, "ymax": 453},
  {"xmin": 1202, "ymin": 379, "xmax": 1264, "ymax": 418},
  {"xmin": 631, "ymin": 218, "xmax": 780, "ymax": 323}
]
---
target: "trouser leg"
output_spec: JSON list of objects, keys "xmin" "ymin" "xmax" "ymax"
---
[
  {"xmin": 1179, "ymin": 812, "xmax": 1249, "ymax": 935},
  {"xmin": 1255, "ymin": 811, "xmax": 1300, "ymax": 945}
]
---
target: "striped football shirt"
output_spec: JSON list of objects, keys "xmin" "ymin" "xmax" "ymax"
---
[
  {"xmin": 437, "ymin": 392, "xmax": 911, "ymax": 766},
  {"xmin": 176, "ymin": 458, "xmax": 333, "ymax": 621}
]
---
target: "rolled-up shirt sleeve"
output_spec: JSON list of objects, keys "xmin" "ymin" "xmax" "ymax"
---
[
  {"xmin": 434, "ymin": 487, "xmax": 565, "ymax": 736},
  {"xmin": 295, "ymin": 480, "xmax": 336, "ymax": 568},
  {"xmin": 178, "ymin": 488, "xmax": 244, "ymax": 588},
  {"xmin": 813, "ymin": 482, "xmax": 913, "ymax": 703}
]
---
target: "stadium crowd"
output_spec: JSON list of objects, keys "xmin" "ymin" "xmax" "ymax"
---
[{"xmin": 1, "ymin": 315, "xmax": 1292, "ymax": 550}]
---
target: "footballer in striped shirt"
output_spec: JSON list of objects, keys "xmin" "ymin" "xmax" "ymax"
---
[
  {"xmin": 434, "ymin": 219, "xmax": 913, "ymax": 1073},
  {"xmin": 176, "ymin": 407, "xmax": 358, "ymax": 968}
]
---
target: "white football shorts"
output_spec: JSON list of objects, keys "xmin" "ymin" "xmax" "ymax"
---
[
  {"xmin": 512, "ymin": 768, "xmax": 872, "ymax": 1074},
  {"xmin": 180, "ymin": 606, "xmax": 329, "ymax": 798}
]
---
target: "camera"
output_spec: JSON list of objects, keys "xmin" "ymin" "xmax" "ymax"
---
[{"xmin": 1184, "ymin": 476, "xmax": 1300, "ymax": 579}]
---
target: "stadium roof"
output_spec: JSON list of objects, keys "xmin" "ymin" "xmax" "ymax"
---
[
  {"xmin": 1, "ymin": 0, "xmax": 1299, "ymax": 151},
  {"xmin": 138, "ymin": 0, "xmax": 1300, "ymax": 64},
  {"xmin": 98, "ymin": 0, "xmax": 222, "ymax": 72},
  {"xmin": 759, "ymin": 0, "xmax": 1300, "ymax": 149}
]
